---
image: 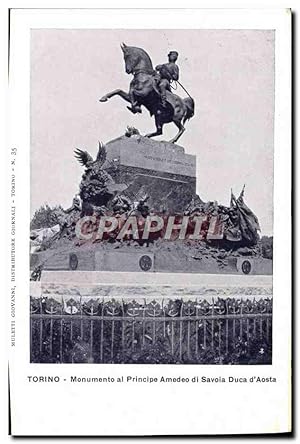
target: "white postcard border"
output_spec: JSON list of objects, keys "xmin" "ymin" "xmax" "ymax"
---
[{"xmin": 8, "ymin": 9, "xmax": 291, "ymax": 435}]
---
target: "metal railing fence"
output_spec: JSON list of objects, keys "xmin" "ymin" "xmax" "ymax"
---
[{"xmin": 30, "ymin": 296, "xmax": 272, "ymax": 364}]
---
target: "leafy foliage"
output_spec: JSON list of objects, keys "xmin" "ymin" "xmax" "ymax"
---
[
  {"xmin": 30, "ymin": 204, "xmax": 64, "ymax": 230},
  {"xmin": 260, "ymin": 236, "xmax": 273, "ymax": 259},
  {"xmin": 30, "ymin": 297, "xmax": 272, "ymax": 365}
]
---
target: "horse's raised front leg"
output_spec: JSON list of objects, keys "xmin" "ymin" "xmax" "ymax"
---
[
  {"xmin": 99, "ymin": 89, "xmax": 131, "ymax": 103},
  {"xmin": 169, "ymin": 121, "xmax": 185, "ymax": 144}
]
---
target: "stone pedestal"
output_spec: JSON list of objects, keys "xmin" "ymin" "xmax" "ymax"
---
[{"xmin": 103, "ymin": 135, "xmax": 197, "ymax": 213}]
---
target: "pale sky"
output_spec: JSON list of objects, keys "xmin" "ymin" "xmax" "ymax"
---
[{"xmin": 31, "ymin": 29, "xmax": 274, "ymax": 234}]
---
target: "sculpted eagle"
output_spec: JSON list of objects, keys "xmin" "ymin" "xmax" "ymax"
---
[{"xmin": 74, "ymin": 141, "xmax": 107, "ymax": 168}]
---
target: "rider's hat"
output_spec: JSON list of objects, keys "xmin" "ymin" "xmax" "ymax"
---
[{"xmin": 168, "ymin": 50, "xmax": 178, "ymax": 58}]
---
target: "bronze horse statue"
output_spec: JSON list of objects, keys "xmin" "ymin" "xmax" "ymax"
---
[{"xmin": 99, "ymin": 44, "xmax": 195, "ymax": 144}]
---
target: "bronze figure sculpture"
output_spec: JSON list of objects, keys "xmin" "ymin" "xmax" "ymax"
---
[
  {"xmin": 74, "ymin": 142, "xmax": 115, "ymax": 214},
  {"xmin": 99, "ymin": 44, "xmax": 195, "ymax": 144},
  {"xmin": 155, "ymin": 50, "xmax": 180, "ymax": 107}
]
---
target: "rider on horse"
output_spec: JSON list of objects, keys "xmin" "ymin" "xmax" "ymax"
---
[
  {"xmin": 155, "ymin": 51, "xmax": 179, "ymax": 107},
  {"xmin": 128, "ymin": 50, "xmax": 180, "ymax": 113},
  {"xmin": 100, "ymin": 44, "xmax": 194, "ymax": 144}
]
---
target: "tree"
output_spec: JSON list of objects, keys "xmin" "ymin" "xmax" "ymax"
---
[
  {"xmin": 30, "ymin": 204, "xmax": 64, "ymax": 230},
  {"xmin": 260, "ymin": 236, "xmax": 273, "ymax": 259}
]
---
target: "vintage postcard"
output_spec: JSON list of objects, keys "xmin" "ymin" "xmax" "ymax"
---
[{"xmin": 8, "ymin": 8, "xmax": 291, "ymax": 435}]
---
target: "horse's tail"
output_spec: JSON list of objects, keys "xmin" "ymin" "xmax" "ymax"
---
[{"xmin": 183, "ymin": 97, "xmax": 195, "ymax": 124}]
